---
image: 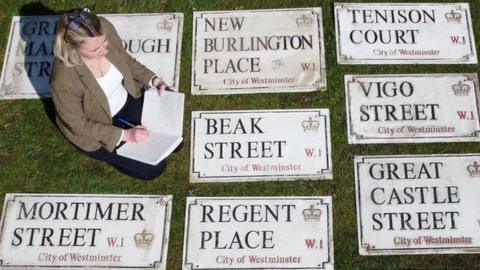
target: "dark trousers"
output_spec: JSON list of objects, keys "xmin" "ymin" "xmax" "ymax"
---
[{"xmin": 82, "ymin": 94, "xmax": 167, "ymax": 181}]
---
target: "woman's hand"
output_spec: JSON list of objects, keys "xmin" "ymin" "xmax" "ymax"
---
[
  {"xmin": 152, "ymin": 76, "xmax": 168, "ymax": 95},
  {"xmin": 122, "ymin": 126, "xmax": 150, "ymax": 143}
]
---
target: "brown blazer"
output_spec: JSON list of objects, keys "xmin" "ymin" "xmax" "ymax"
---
[{"xmin": 51, "ymin": 17, "xmax": 155, "ymax": 152}]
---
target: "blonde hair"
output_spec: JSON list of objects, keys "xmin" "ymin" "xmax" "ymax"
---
[{"xmin": 54, "ymin": 9, "xmax": 104, "ymax": 67}]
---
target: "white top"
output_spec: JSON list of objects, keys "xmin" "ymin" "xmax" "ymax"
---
[{"xmin": 96, "ymin": 64, "xmax": 128, "ymax": 116}]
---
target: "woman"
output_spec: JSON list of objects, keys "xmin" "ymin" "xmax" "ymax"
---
[{"xmin": 51, "ymin": 7, "xmax": 175, "ymax": 180}]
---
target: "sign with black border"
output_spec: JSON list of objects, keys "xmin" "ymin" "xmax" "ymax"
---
[
  {"xmin": 345, "ymin": 73, "xmax": 480, "ymax": 144},
  {"xmin": 182, "ymin": 197, "xmax": 334, "ymax": 269},
  {"xmin": 191, "ymin": 8, "xmax": 326, "ymax": 95},
  {"xmin": 190, "ymin": 109, "xmax": 332, "ymax": 182},
  {"xmin": 355, "ymin": 154, "xmax": 480, "ymax": 255},
  {"xmin": 335, "ymin": 3, "xmax": 477, "ymax": 64},
  {"xmin": 0, "ymin": 193, "xmax": 172, "ymax": 269},
  {"xmin": 0, "ymin": 13, "xmax": 183, "ymax": 99}
]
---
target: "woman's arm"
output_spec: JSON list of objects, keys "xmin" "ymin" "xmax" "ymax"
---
[{"xmin": 51, "ymin": 74, "xmax": 123, "ymax": 152}]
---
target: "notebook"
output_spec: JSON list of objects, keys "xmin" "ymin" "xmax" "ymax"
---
[{"xmin": 117, "ymin": 89, "xmax": 184, "ymax": 165}]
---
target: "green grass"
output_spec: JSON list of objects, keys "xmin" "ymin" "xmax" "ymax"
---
[{"xmin": 1, "ymin": 0, "xmax": 480, "ymax": 269}]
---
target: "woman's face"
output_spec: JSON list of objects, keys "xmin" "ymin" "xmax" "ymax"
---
[{"xmin": 77, "ymin": 35, "xmax": 109, "ymax": 60}]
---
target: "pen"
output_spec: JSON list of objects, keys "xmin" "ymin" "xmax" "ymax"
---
[
  {"xmin": 117, "ymin": 118, "xmax": 136, "ymax": 128},
  {"xmin": 156, "ymin": 86, "xmax": 173, "ymax": 97}
]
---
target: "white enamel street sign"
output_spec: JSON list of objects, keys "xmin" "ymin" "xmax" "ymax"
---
[
  {"xmin": 190, "ymin": 109, "xmax": 332, "ymax": 182},
  {"xmin": 0, "ymin": 13, "xmax": 183, "ymax": 99},
  {"xmin": 191, "ymin": 8, "xmax": 326, "ymax": 95},
  {"xmin": 355, "ymin": 154, "xmax": 480, "ymax": 255},
  {"xmin": 108, "ymin": 14, "xmax": 183, "ymax": 89},
  {"xmin": 0, "ymin": 194, "xmax": 172, "ymax": 269},
  {"xmin": 345, "ymin": 73, "xmax": 480, "ymax": 144},
  {"xmin": 183, "ymin": 197, "xmax": 334, "ymax": 269},
  {"xmin": 335, "ymin": 3, "xmax": 477, "ymax": 64}
]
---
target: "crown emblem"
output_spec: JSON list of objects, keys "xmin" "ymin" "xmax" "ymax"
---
[
  {"xmin": 296, "ymin": 15, "xmax": 313, "ymax": 27},
  {"xmin": 157, "ymin": 19, "xmax": 173, "ymax": 32},
  {"xmin": 302, "ymin": 117, "xmax": 319, "ymax": 132},
  {"xmin": 271, "ymin": 59, "xmax": 284, "ymax": 70},
  {"xmin": 467, "ymin": 161, "xmax": 480, "ymax": 177},
  {"xmin": 134, "ymin": 229, "xmax": 154, "ymax": 248},
  {"xmin": 303, "ymin": 205, "xmax": 321, "ymax": 221},
  {"xmin": 445, "ymin": 10, "xmax": 462, "ymax": 23},
  {"xmin": 452, "ymin": 81, "xmax": 470, "ymax": 96}
]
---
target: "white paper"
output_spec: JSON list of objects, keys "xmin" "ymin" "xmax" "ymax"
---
[
  {"xmin": 117, "ymin": 90, "xmax": 184, "ymax": 165},
  {"xmin": 142, "ymin": 90, "xmax": 184, "ymax": 136}
]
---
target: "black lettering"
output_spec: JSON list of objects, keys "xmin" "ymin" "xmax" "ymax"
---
[
  {"xmin": 201, "ymin": 205, "xmax": 215, "ymax": 222},
  {"xmin": 11, "ymin": 228, "xmax": 23, "ymax": 246}
]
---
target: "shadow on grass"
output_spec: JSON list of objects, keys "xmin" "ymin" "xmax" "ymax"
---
[{"xmin": 18, "ymin": 2, "xmax": 57, "ymax": 124}]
